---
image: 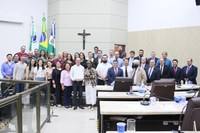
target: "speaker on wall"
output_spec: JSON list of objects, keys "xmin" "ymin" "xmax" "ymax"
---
[{"xmin": 196, "ymin": 0, "xmax": 200, "ymax": 6}]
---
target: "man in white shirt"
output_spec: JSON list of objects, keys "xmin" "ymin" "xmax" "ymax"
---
[
  {"xmin": 13, "ymin": 56, "xmax": 27, "ymax": 93},
  {"xmin": 121, "ymin": 58, "xmax": 133, "ymax": 78},
  {"xmin": 70, "ymin": 58, "xmax": 85, "ymax": 110},
  {"xmin": 96, "ymin": 54, "xmax": 112, "ymax": 85}
]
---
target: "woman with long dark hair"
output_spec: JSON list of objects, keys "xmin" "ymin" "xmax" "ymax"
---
[
  {"xmin": 80, "ymin": 52, "xmax": 87, "ymax": 68},
  {"xmin": 52, "ymin": 61, "xmax": 62, "ymax": 107},
  {"xmin": 39, "ymin": 49, "xmax": 47, "ymax": 66},
  {"xmin": 26, "ymin": 58, "xmax": 37, "ymax": 80},
  {"xmin": 66, "ymin": 53, "xmax": 73, "ymax": 64},
  {"xmin": 34, "ymin": 59, "xmax": 46, "ymax": 81}
]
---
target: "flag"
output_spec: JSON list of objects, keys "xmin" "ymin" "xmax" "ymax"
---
[
  {"xmin": 29, "ymin": 20, "xmax": 38, "ymax": 52},
  {"xmin": 48, "ymin": 20, "xmax": 56, "ymax": 55},
  {"xmin": 39, "ymin": 16, "xmax": 48, "ymax": 51}
]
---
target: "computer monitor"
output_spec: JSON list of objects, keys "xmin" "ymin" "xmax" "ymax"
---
[
  {"xmin": 181, "ymin": 97, "xmax": 200, "ymax": 131},
  {"xmin": 150, "ymin": 78, "xmax": 175, "ymax": 101},
  {"xmin": 113, "ymin": 77, "xmax": 133, "ymax": 92}
]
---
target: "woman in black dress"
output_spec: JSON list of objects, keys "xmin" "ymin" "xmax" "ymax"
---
[{"xmin": 52, "ymin": 61, "xmax": 62, "ymax": 107}]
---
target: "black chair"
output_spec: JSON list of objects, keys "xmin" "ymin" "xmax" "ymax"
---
[
  {"xmin": 181, "ymin": 97, "xmax": 200, "ymax": 131},
  {"xmin": 150, "ymin": 79, "xmax": 175, "ymax": 101}
]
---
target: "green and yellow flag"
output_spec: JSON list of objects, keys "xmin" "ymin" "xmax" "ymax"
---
[{"xmin": 39, "ymin": 16, "xmax": 48, "ymax": 51}]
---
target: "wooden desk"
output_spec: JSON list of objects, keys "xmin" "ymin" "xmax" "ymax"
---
[{"xmin": 100, "ymin": 101, "xmax": 186, "ymax": 133}]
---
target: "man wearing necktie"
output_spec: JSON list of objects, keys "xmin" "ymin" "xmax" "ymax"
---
[
  {"xmin": 169, "ymin": 59, "xmax": 182, "ymax": 84},
  {"xmin": 146, "ymin": 60, "xmax": 160, "ymax": 83},
  {"xmin": 127, "ymin": 51, "xmax": 135, "ymax": 67},
  {"xmin": 121, "ymin": 58, "xmax": 133, "ymax": 78},
  {"xmin": 156, "ymin": 58, "xmax": 170, "ymax": 78},
  {"xmin": 182, "ymin": 58, "xmax": 198, "ymax": 84},
  {"xmin": 107, "ymin": 60, "xmax": 123, "ymax": 85}
]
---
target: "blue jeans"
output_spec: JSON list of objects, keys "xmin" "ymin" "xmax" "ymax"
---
[
  {"xmin": 73, "ymin": 81, "xmax": 83, "ymax": 107},
  {"xmin": 35, "ymin": 77, "xmax": 45, "ymax": 81},
  {"xmin": 16, "ymin": 83, "xmax": 24, "ymax": 93},
  {"xmin": 63, "ymin": 86, "xmax": 72, "ymax": 106}
]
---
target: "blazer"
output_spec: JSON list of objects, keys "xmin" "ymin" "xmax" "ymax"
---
[
  {"xmin": 132, "ymin": 67, "xmax": 147, "ymax": 84},
  {"xmin": 156, "ymin": 65, "xmax": 170, "ymax": 78},
  {"xmin": 169, "ymin": 67, "xmax": 182, "ymax": 84},
  {"xmin": 141, "ymin": 63, "xmax": 149, "ymax": 72},
  {"xmin": 146, "ymin": 67, "xmax": 160, "ymax": 83},
  {"xmin": 147, "ymin": 57, "xmax": 159, "ymax": 65},
  {"xmin": 182, "ymin": 65, "xmax": 198, "ymax": 84},
  {"xmin": 93, "ymin": 57, "xmax": 101, "ymax": 68},
  {"xmin": 121, "ymin": 66, "xmax": 133, "ymax": 78},
  {"xmin": 107, "ymin": 67, "xmax": 123, "ymax": 85},
  {"xmin": 156, "ymin": 58, "xmax": 172, "ymax": 68}
]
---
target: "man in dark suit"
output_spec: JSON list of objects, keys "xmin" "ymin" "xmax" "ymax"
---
[
  {"xmin": 107, "ymin": 60, "xmax": 123, "ymax": 85},
  {"xmin": 146, "ymin": 60, "xmax": 160, "ymax": 83},
  {"xmin": 93, "ymin": 50, "xmax": 102, "ymax": 68},
  {"xmin": 182, "ymin": 58, "xmax": 198, "ymax": 84},
  {"xmin": 135, "ymin": 49, "xmax": 145, "ymax": 64},
  {"xmin": 170, "ymin": 59, "xmax": 182, "ymax": 84},
  {"xmin": 92, "ymin": 46, "xmax": 99, "ymax": 58},
  {"xmin": 141, "ymin": 57, "xmax": 149, "ymax": 72},
  {"xmin": 127, "ymin": 51, "xmax": 135, "ymax": 67},
  {"xmin": 147, "ymin": 51, "xmax": 159, "ymax": 65},
  {"xmin": 156, "ymin": 58, "xmax": 170, "ymax": 78}
]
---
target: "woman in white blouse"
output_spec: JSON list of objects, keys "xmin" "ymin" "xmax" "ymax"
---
[{"xmin": 34, "ymin": 59, "xmax": 46, "ymax": 81}]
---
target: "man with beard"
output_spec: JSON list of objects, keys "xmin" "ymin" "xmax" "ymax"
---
[
  {"xmin": 96, "ymin": 54, "xmax": 112, "ymax": 85},
  {"xmin": 1, "ymin": 54, "xmax": 15, "ymax": 79},
  {"xmin": 132, "ymin": 60, "xmax": 147, "ymax": 84}
]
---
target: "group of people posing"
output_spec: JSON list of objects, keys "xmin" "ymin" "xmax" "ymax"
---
[{"xmin": 1, "ymin": 45, "xmax": 198, "ymax": 110}]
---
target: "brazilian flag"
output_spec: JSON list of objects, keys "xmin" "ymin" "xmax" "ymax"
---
[{"xmin": 39, "ymin": 16, "xmax": 48, "ymax": 52}]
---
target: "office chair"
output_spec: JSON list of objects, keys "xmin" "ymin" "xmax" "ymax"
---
[
  {"xmin": 150, "ymin": 79, "xmax": 175, "ymax": 101},
  {"xmin": 181, "ymin": 97, "xmax": 200, "ymax": 131}
]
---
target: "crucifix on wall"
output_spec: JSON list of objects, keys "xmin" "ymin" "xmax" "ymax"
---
[{"xmin": 78, "ymin": 29, "xmax": 91, "ymax": 50}]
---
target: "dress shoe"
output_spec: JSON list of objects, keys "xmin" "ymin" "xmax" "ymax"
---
[
  {"xmin": 79, "ymin": 106, "xmax": 84, "ymax": 109},
  {"xmin": 73, "ymin": 106, "xmax": 77, "ymax": 110}
]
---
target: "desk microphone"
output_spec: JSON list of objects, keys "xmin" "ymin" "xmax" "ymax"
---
[{"xmin": 140, "ymin": 93, "xmax": 150, "ymax": 106}]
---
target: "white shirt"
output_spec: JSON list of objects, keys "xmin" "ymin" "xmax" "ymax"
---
[
  {"xmin": 13, "ymin": 62, "xmax": 27, "ymax": 80},
  {"xmin": 129, "ymin": 57, "xmax": 134, "ymax": 67},
  {"xmin": 96, "ymin": 63, "xmax": 112, "ymax": 79},
  {"xmin": 141, "ymin": 64, "xmax": 145, "ymax": 69},
  {"xmin": 70, "ymin": 64, "xmax": 84, "ymax": 81},
  {"xmin": 121, "ymin": 66, "xmax": 133, "ymax": 78},
  {"xmin": 34, "ymin": 67, "xmax": 46, "ymax": 78}
]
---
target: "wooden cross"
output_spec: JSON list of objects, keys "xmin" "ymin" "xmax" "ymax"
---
[{"xmin": 78, "ymin": 29, "xmax": 91, "ymax": 50}]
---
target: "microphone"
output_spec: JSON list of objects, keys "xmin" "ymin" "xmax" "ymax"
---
[
  {"xmin": 140, "ymin": 93, "xmax": 150, "ymax": 106},
  {"xmin": 175, "ymin": 104, "xmax": 187, "ymax": 133}
]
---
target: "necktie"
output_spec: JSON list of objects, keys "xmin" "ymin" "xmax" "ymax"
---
[
  {"xmin": 148, "ymin": 68, "xmax": 152, "ymax": 77},
  {"xmin": 115, "ymin": 68, "xmax": 118, "ymax": 75},
  {"xmin": 186, "ymin": 66, "xmax": 190, "ymax": 75},
  {"xmin": 174, "ymin": 67, "xmax": 177, "ymax": 74},
  {"xmin": 125, "ymin": 67, "xmax": 128, "ymax": 77},
  {"xmin": 160, "ymin": 66, "xmax": 163, "ymax": 75}
]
